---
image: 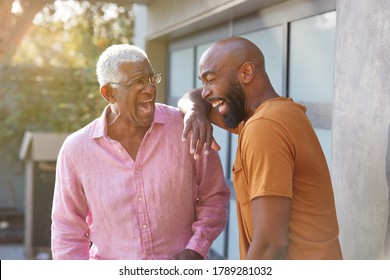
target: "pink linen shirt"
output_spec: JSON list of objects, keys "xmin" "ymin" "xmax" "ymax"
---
[{"xmin": 51, "ymin": 103, "xmax": 230, "ymax": 260}]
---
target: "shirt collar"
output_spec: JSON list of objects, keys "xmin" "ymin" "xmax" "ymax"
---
[{"xmin": 91, "ymin": 104, "xmax": 166, "ymax": 139}]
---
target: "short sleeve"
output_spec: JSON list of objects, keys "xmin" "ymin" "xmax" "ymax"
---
[{"xmin": 240, "ymin": 118, "xmax": 295, "ymax": 200}]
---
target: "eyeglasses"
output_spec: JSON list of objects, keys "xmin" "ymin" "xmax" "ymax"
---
[{"xmin": 109, "ymin": 73, "xmax": 162, "ymax": 91}]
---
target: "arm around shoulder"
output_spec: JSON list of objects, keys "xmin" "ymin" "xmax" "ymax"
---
[{"xmin": 178, "ymin": 88, "xmax": 221, "ymax": 157}]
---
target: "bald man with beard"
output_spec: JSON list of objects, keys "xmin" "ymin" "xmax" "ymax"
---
[{"xmin": 179, "ymin": 37, "xmax": 343, "ymax": 260}]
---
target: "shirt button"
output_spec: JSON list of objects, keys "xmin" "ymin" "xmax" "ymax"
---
[
  {"xmin": 142, "ymin": 224, "xmax": 148, "ymax": 229},
  {"xmin": 137, "ymin": 197, "xmax": 143, "ymax": 202}
]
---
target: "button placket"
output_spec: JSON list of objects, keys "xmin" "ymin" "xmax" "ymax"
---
[{"xmin": 134, "ymin": 163, "xmax": 154, "ymax": 256}]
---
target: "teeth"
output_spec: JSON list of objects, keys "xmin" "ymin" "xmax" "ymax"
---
[
  {"xmin": 142, "ymin": 99, "xmax": 153, "ymax": 103},
  {"xmin": 211, "ymin": 100, "xmax": 223, "ymax": 108}
]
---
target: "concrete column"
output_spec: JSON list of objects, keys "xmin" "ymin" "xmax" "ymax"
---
[{"xmin": 332, "ymin": 0, "xmax": 390, "ymax": 259}]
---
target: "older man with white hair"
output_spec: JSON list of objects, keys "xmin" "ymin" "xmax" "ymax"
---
[{"xmin": 51, "ymin": 44, "xmax": 230, "ymax": 260}]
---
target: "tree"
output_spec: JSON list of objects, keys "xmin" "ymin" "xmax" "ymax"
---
[
  {"xmin": 0, "ymin": 0, "xmax": 135, "ymax": 161},
  {"xmin": 0, "ymin": 0, "xmax": 132, "ymax": 64},
  {"xmin": 0, "ymin": 0, "xmax": 50, "ymax": 65}
]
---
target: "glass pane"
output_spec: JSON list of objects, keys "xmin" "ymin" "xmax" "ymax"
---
[
  {"xmin": 227, "ymin": 198, "xmax": 240, "ymax": 260},
  {"xmin": 289, "ymin": 11, "xmax": 336, "ymax": 164},
  {"xmin": 212, "ymin": 125, "xmax": 230, "ymax": 177},
  {"xmin": 289, "ymin": 11, "xmax": 336, "ymax": 103},
  {"xmin": 196, "ymin": 43, "xmax": 213, "ymax": 88},
  {"xmin": 229, "ymin": 134, "xmax": 239, "ymax": 180},
  {"xmin": 240, "ymin": 25, "xmax": 284, "ymax": 95},
  {"xmin": 211, "ymin": 227, "xmax": 226, "ymax": 257},
  {"xmin": 314, "ymin": 128, "xmax": 332, "ymax": 168},
  {"xmin": 169, "ymin": 48, "xmax": 194, "ymax": 98}
]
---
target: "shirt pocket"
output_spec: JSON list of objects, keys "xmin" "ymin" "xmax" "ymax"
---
[{"xmin": 232, "ymin": 161, "xmax": 250, "ymax": 205}]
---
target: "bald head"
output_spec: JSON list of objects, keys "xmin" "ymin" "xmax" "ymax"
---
[
  {"xmin": 200, "ymin": 37, "xmax": 265, "ymax": 73},
  {"xmin": 198, "ymin": 37, "xmax": 279, "ymax": 121}
]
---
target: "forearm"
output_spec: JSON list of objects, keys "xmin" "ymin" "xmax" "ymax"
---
[
  {"xmin": 188, "ymin": 152, "xmax": 230, "ymax": 257},
  {"xmin": 51, "ymin": 228, "xmax": 90, "ymax": 260},
  {"xmin": 246, "ymin": 239, "xmax": 289, "ymax": 260},
  {"xmin": 51, "ymin": 152, "xmax": 90, "ymax": 259},
  {"xmin": 51, "ymin": 196, "xmax": 90, "ymax": 260},
  {"xmin": 178, "ymin": 88, "xmax": 211, "ymax": 115},
  {"xmin": 51, "ymin": 194, "xmax": 90, "ymax": 259},
  {"xmin": 179, "ymin": 88, "xmax": 220, "ymax": 156},
  {"xmin": 178, "ymin": 88, "xmax": 235, "ymax": 133},
  {"xmin": 247, "ymin": 196, "xmax": 291, "ymax": 260},
  {"xmin": 186, "ymin": 201, "xmax": 228, "ymax": 258}
]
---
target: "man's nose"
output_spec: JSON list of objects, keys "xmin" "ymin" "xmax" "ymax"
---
[
  {"xmin": 201, "ymin": 86, "xmax": 210, "ymax": 99},
  {"xmin": 143, "ymin": 82, "xmax": 156, "ymax": 95}
]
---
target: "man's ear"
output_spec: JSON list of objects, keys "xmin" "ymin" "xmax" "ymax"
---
[
  {"xmin": 239, "ymin": 62, "xmax": 255, "ymax": 84},
  {"xmin": 101, "ymin": 85, "xmax": 115, "ymax": 103}
]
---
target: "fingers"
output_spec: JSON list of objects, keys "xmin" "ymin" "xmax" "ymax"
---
[
  {"xmin": 191, "ymin": 128, "xmax": 221, "ymax": 159},
  {"xmin": 181, "ymin": 121, "xmax": 191, "ymax": 142},
  {"xmin": 181, "ymin": 110, "xmax": 219, "ymax": 160},
  {"xmin": 193, "ymin": 123, "xmax": 208, "ymax": 157},
  {"xmin": 204, "ymin": 124, "xmax": 213, "ymax": 155},
  {"xmin": 190, "ymin": 127, "xmax": 200, "ymax": 159}
]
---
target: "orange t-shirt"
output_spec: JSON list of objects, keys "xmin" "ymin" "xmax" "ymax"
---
[{"xmin": 232, "ymin": 97, "xmax": 342, "ymax": 259}]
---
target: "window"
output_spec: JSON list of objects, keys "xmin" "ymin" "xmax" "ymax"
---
[
  {"xmin": 169, "ymin": 47, "xmax": 194, "ymax": 101},
  {"xmin": 240, "ymin": 25, "xmax": 284, "ymax": 95},
  {"xmin": 168, "ymin": 4, "xmax": 336, "ymax": 260},
  {"xmin": 289, "ymin": 11, "xmax": 336, "ymax": 165}
]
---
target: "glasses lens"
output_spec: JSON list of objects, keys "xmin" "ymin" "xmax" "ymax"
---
[
  {"xmin": 133, "ymin": 78, "xmax": 146, "ymax": 90},
  {"xmin": 149, "ymin": 73, "xmax": 162, "ymax": 85}
]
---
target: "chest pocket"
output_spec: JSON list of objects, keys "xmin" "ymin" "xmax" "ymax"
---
[
  {"xmin": 232, "ymin": 155, "xmax": 254, "ymax": 244},
  {"xmin": 232, "ymin": 154, "xmax": 250, "ymax": 205}
]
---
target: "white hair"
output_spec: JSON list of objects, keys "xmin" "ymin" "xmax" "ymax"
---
[{"xmin": 96, "ymin": 44, "xmax": 151, "ymax": 87}]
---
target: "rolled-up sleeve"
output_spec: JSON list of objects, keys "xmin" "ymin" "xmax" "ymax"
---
[
  {"xmin": 51, "ymin": 142, "xmax": 90, "ymax": 260},
  {"xmin": 186, "ymin": 150, "xmax": 230, "ymax": 258}
]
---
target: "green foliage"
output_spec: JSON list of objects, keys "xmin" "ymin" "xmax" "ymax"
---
[
  {"xmin": 13, "ymin": 1, "xmax": 134, "ymax": 67},
  {"xmin": 0, "ymin": 1, "xmax": 135, "ymax": 161}
]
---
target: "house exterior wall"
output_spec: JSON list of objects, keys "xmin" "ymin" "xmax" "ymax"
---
[
  {"xmin": 134, "ymin": 0, "xmax": 390, "ymax": 259},
  {"xmin": 140, "ymin": 0, "xmax": 286, "ymax": 41},
  {"xmin": 332, "ymin": 0, "xmax": 390, "ymax": 259},
  {"xmin": 134, "ymin": 0, "xmax": 289, "ymax": 103}
]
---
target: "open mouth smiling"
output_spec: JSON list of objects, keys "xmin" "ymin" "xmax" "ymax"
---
[
  {"xmin": 208, "ymin": 98, "xmax": 228, "ymax": 115},
  {"xmin": 211, "ymin": 99, "xmax": 224, "ymax": 108},
  {"xmin": 139, "ymin": 98, "xmax": 154, "ymax": 112}
]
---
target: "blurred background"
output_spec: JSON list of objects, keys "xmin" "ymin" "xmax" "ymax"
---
[
  {"xmin": 1, "ymin": 0, "xmax": 389, "ymax": 261},
  {"xmin": 0, "ymin": 0, "xmax": 135, "ymax": 260}
]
